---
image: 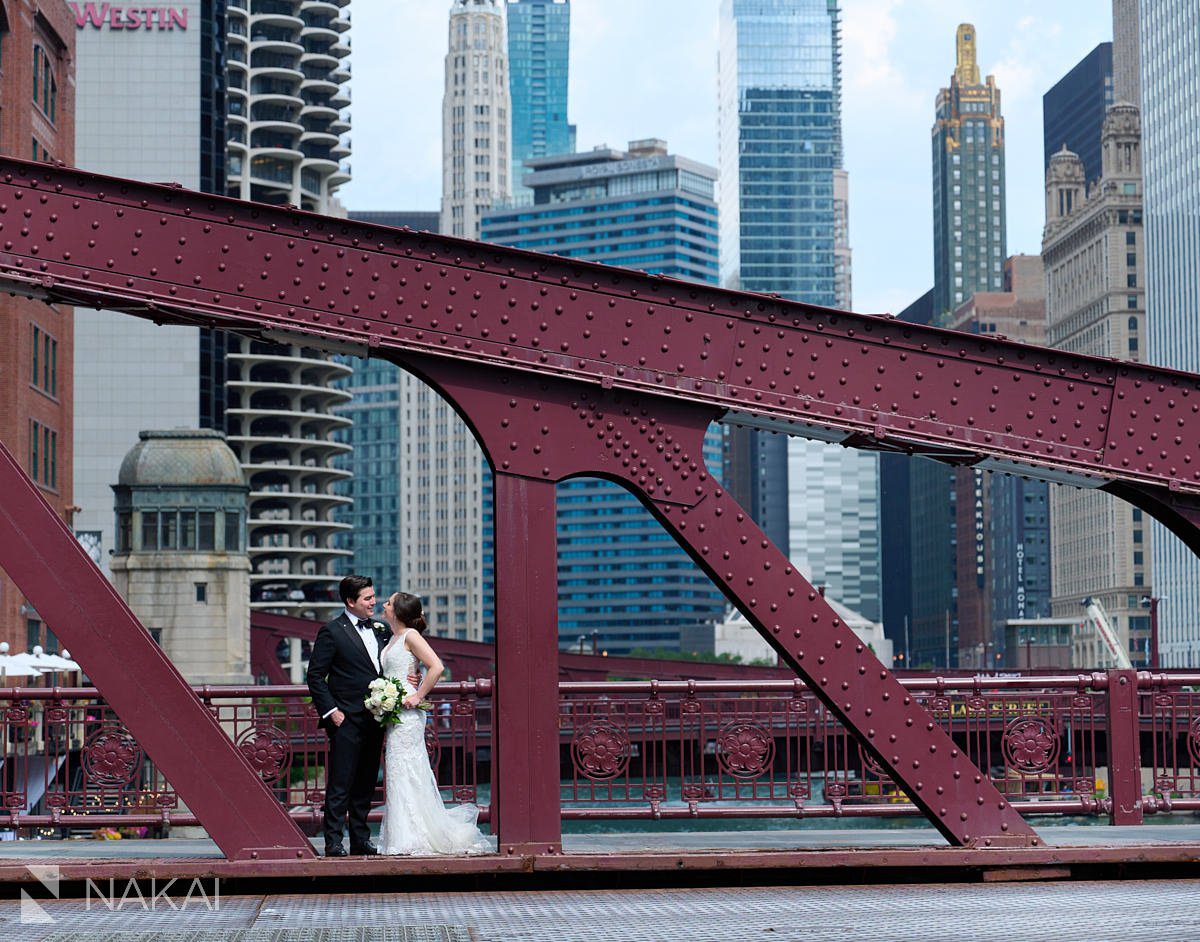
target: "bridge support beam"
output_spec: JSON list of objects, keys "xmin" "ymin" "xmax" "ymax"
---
[
  {"xmin": 492, "ymin": 473, "xmax": 563, "ymax": 854},
  {"xmin": 0, "ymin": 444, "xmax": 314, "ymax": 860}
]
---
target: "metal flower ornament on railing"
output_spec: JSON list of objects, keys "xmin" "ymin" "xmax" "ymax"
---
[{"xmin": 0, "ymin": 673, "xmax": 1193, "ymax": 832}]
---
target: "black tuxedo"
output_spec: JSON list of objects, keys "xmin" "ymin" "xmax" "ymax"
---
[{"xmin": 307, "ymin": 612, "xmax": 393, "ymax": 852}]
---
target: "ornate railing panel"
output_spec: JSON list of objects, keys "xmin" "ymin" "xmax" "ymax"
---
[{"xmin": 0, "ymin": 673, "xmax": 1195, "ymax": 834}]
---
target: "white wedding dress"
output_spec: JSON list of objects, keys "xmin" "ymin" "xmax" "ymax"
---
[{"xmin": 377, "ymin": 630, "xmax": 491, "ymax": 856}]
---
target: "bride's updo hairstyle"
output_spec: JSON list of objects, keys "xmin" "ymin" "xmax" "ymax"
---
[{"xmin": 390, "ymin": 592, "xmax": 428, "ymax": 634}]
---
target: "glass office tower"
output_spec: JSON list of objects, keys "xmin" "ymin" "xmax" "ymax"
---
[
  {"xmin": 481, "ymin": 141, "xmax": 726, "ymax": 653},
  {"xmin": 506, "ymin": 0, "xmax": 574, "ymax": 200}
]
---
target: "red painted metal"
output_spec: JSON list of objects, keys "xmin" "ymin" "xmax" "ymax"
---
[
  {"xmin": 1105, "ymin": 670, "xmax": 1144, "ymax": 824},
  {"xmin": 0, "ymin": 445, "xmax": 313, "ymax": 860},
  {"xmin": 3, "ymin": 159, "xmax": 1200, "ymax": 850},
  {"xmin": 490, "ymin": 474, "xmax": 563, "ymax": 854}
]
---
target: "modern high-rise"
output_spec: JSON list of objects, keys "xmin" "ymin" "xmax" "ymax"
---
[
  {"xmin": 1042, "ymin": 105, "xmax": 1152, "ymax": 667},
  {"xmin": 1139, "ymin": 0, "xmax": 1200, "ymax": 666},
  {"xmin": 1043, "ymin": 43, "xmax": 1113, "ymax": 187},
  {"xmin": 911, "ymin": 23, "xmax": 1007, "ymax": 667},
  {"xmin": 72, "ymin": 0, "xmax": 226, "ymax": 580},
  {"xmin": 0, "ymin": 0, "xmax": 76, "ymax": 654},
  {"xmin": 718, "ymin": 0, "xmax": 856, "ymax": 587},
  {"xmin": 224, "ymin": 0, "xmax": 355, "ymax": 621},
  {"xmin": 506, "ymin": 0, "xmax": 573, "ymax": 200},
  {"xmin": 480, "ymin": 140, "xmax": 727, "ymax": 654},
  {"xmin": 443, "ymin": 0, "xmax": 512, "ymax": 238}
]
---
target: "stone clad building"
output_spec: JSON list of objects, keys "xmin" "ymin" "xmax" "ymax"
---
[
  {"xmin": 110, "ymin": 431, "xmax": 252, "ymax": 684},
  {"xmin": 1042, "ymin": 102, "xmax": 1152, "ymax": 667}
]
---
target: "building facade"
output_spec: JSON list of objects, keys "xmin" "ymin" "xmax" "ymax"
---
[
  {"xmin": 1043, "ymin": 43, "xmax": 1113, "ymax": 187},
  {"xmin": 480, "ymin": 140, "xmax": 726, "ymax": 654},
  {"xmin": 946, "ymin": 256, "xmax": 1051, "ymax": 668},
  {"xmin": 1141, "ymin": 0, "xmax": 1200, "ymax": 667},
  {"xmin": 1042, "ymin": 105, "xmax": 1152, "ymax": 667},
  {"xmin": 225, "ymin": 0, "xmax": 350, "ymax": 211},
  {"xmin": 110, "ymin": 430, "xmax": 251, "ymax": 684},
  {"xmin": 0, "ymin": 0, "xmax": 76, "ymax": 654},
  {"xmin": 223, "ymin": 0, "xmax": 354, "ymax": 622},
  {"xmin": 506, "ymin": 0, "xmax": 573, "ymax": 200},
  {"xmin": 718, "ymin": 0, "xmax": 857, "ymax": 598},
  {"xmin": 443, "ymin": 0, "xmax": 511, "ymax": 238},
  {"xmin": 912, "ymin": 23, "xmax": 1007, "ymax": 667},
  {"xmin": 72, "ymin": 0, "xmax": 219, "ymax": 582}
]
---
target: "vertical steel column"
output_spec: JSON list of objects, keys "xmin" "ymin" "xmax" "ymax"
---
[
  {"xmin": 491, "ymin": 472, "xmax": 563, "ymax": 854},
  {"xmin": 1105, "ymin": 669, "xmax": 1144, "ymax": 825}
]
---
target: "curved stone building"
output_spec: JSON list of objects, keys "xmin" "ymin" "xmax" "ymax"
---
[{"xmin": 226, "ymin": 0, "xmax": 351, "ymax": 210}]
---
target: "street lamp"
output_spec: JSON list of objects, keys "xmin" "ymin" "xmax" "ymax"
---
[{"xmin": 1140, "ymin": 595, "xmax": 1166, "ymax": 670}]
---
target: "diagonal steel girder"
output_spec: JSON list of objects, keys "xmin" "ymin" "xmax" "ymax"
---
[{"xmin": 2, "ymin": 159, "xmax": 1199, "ymax": 845}]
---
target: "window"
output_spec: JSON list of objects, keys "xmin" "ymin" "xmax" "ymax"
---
[
  {"xmin": 32, "ymin": 45, "xmax": 57, "ymax": 122},
  {"xmin": 195, "ymin": 583, "xmax": 208, "ymax": 604},
  {"xmin": 28, "ymin": 420, "xmax": 57, "ymax": 489},
  {"xmin": 1127, "ymin": 274, "xmax": 1137, "ymax": 288},
  {"xmin": 142, "ymin": 511, "xmax": 159, "ymax": 550},
  {"xmin": 31, "ymin": 325, "xmax": 57, "ymax": 396}
]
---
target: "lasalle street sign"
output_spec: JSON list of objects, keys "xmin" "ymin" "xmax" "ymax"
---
[{"xmin": 70, "ymin": 3, "xmax": 189, "ymax": 31}]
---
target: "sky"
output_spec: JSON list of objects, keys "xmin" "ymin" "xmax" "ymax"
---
[{"xmin": 338, "ymin": 1, "xmax": 1113, "ymax": 318}]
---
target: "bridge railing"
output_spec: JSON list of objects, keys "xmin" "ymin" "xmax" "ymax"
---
[{"xmin": 0, "ymin": 672, "xmax": 1195, "ymax": 833}]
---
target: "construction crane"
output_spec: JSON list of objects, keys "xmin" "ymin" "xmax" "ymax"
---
[{"xmin": 1081, "ymin": 597, "xmax": 1134, "ymax": 669}]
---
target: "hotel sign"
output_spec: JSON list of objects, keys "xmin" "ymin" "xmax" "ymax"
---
[{"xmin": 70, "ymin": 3, "xmax": 189, "ymax": 30}]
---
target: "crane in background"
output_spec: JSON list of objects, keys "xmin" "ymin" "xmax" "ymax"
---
[{"xmin": 1081, "ymin": 597, "xmax": 1134, "ymax": 670}]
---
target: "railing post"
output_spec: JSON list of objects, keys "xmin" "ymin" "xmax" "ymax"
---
[
  {"xmin": 491, "ymin": 472, "xmax": 562, "ymax": 854},
  {"xmin": 1105, "ymin": 669, "xmax": 1144, "ymax": 825}
]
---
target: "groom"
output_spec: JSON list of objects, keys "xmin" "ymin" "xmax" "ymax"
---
[{"xmin": 307, "ymin": 574, "xmax": 394, "ymax": 857}]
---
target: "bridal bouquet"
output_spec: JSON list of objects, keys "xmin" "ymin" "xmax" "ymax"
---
[{"xmin": 365, "ymin": 676, "xmax": 432, "ymax": 725}]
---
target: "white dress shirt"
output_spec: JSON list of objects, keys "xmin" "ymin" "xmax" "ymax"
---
[{"xmin": 322, "ymin": 610, "xmax": 381, "ymax": 719}]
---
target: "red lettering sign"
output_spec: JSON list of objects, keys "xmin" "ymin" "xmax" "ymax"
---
[{"xmin": 70, "ymin": 3, "xmax": 189, "ymax": 31}]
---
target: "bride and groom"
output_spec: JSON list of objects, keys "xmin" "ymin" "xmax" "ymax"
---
[{"xmin": 306, "ymin": 575, "xmax": 489, "ymax": 857}]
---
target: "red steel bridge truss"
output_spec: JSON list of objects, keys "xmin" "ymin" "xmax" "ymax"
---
[{"xmin": 0, "ymin": 159, "xmax": 1198, "ymax": 860}]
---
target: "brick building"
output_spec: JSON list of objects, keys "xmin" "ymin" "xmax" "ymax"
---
[{"xmin": 0, "ymin": 0, "xmax": 76, "ymax": 653}]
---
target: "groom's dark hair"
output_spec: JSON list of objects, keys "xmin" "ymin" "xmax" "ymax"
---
[{"xmin": 339, "ymin": 574, "xmax": 373, "ymax": 606}]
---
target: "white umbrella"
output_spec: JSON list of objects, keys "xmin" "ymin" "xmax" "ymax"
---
[
  {"xmin": 29, "ymin": 645, "xmax": 79, "ymax": 672},
  {"xmin": 0, "ymin": 644, "xmax": 47, "ymax": 681}
]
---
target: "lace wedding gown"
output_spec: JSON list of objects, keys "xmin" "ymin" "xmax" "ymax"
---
[{"xmin": 377, "ymin": 630, "xmax": 490, "ymax": 856}]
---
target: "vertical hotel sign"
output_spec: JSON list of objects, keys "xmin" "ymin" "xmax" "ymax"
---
[{"xmin": 69, "ymin": 3, "xmax": 188, "ymax": 30}]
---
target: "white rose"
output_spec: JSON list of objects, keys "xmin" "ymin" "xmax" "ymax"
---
[{"xmin": 383, "ymin": 682, "xmax": 399, "ymax": 699}]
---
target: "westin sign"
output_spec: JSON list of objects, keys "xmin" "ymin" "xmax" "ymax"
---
[{"xmin": 70, "ymin": 3, "xmax": 189, "ymax": 30}]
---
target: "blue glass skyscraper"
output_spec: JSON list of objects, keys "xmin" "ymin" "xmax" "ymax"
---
[
  {"xmin": 481, "ymin": 140, "xmax": 726, "ymax": 653},
  {"xmin": 506, "ymin": 0, "xmax": 574, "ymax": 200},
  {"xmin": 718, "ymin": 1, "xmax": 877, "ymax": 623}
]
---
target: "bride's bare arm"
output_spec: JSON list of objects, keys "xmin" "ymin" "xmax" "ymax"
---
[{"xmin": 403, "ymin": 631, "xmax": 444, "ymax": 707}]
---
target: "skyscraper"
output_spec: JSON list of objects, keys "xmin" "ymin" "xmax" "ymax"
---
[
  {"xmin": 1043, "ymin": 105, "xmax": 1151, "ymax": 666},
  {"xmin": 480, "ymin": 140, "xmax": 726, "ymax": 654},
  {"xmin": 1043, "ymin": 43, "xmax": 1113, "ymax": 187},
  {"xmin": 932, "ymin": 24, "xmax": 1007, "ymax": 322},
  {"xmin": 1140, "ymin": 0, "xmax": 1200, "ymax": 666},
  {"xmin": 718, "ymin": 0, "xmax": 867, "ymax": 606},
  {"xmin": 443, "ymin": 0, "xmax": 512, "ymax": 238},
  {"xmin": 913, "ymin": 23, "xmax": 1007, "ymax": 667},
  {"xmin": 506, "ymin": 0, "xmax": 574, "ymax": 199},
  {"xmin": 224, "ymin": 0, "xmax": 354, "ymax": 621}
]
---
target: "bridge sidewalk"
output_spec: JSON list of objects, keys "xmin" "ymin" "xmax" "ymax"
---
[{"xmin": 0, "ymin": 825, "xmax": 1196, "ymax": 889}]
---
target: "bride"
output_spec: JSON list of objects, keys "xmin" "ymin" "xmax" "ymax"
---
[{"xmin": 376, "ymin": 592, "xmax": 491, "ymax": 856}]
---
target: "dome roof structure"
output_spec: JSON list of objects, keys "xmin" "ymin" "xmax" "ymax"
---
[{"xmin": 117, "ymin": 430, "xmax": 244, "ymax": 488}]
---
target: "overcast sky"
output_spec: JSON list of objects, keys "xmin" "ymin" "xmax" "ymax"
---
[{"xmin": 339, "ymin": 1, "xmax": 1112, "ymax": 317}]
